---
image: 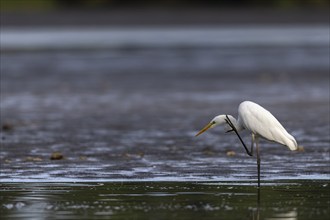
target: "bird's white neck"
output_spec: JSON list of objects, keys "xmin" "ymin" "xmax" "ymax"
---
[
  {"xmin": 226, "ymin": 115, "xmax": 244, "ymax": 132},
  {"xmin": 213, "ymin": 114, "xmax": 244, "ymax": 132}
]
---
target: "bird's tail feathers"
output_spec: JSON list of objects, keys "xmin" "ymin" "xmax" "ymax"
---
[
  {"xmin": 272, "ymin": 127, "xmax": 298, "ymax": 151},
  {"xmin": 283, "ymin": 133, "xmax": 298, "ymax": 151}
]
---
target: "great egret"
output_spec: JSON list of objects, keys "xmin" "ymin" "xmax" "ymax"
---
[{"xmin": 195, "ymin": 101, "xmax": 298, "ymax": 187}]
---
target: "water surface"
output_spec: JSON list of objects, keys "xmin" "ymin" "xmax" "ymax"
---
[
  {"xmin": 1, "ymin": 26, "xmax": 329, "ymax": 184},
  {"xmin": 1, "ymin": 181, "xmax": 329, "ymax": 220}
]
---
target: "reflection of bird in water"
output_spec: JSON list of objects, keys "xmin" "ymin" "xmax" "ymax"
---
[
  {"xmin": 251, "ymin": 188, "xmax": 298, "ymax": 220},
  {"xmin": 265, "ymin": 210, "xmax": 298, "ymax": 220},
  {"xmin": 195, "ymin": 101, "xmax": 298, "ymax": 187}
]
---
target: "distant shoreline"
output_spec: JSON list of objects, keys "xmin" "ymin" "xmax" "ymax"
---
[
  {"xmin": 1, "ymin": 26, "xmax": 328, "ymax": 51},
  {"xmin": 2, "ymin": 8, "xmax": 329, "ymax": 27}
]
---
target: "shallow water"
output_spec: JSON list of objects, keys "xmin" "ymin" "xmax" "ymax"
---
[
  {"xmin": 1, "ymin": 181, "xmax": 329, "ymax": 220},
  {"xmin": 1, "ymin": 26, "xmax": 329, "ymax": 183},
  {"xmin": 1, "ymin": 25, "xmax": 329, "ymax": 220}
]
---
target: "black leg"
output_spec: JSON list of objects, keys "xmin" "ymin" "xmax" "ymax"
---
[
  {"xmin": 257, "ymin": 187, "xmax": 260, "ymax": 218},
  {"xmin": 250, "ymin": 134, "xmax": 255, "ymax": 156},
  {"xmin": 256, "ymin": 136, "xmax": 260, "ymax": 188},
  {"xmin": 225, "ymin": 115, "xmax": 252, "ymax": 157}
]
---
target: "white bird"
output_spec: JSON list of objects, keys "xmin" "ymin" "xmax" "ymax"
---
[{"xmin": 195, "ymin": 101, "xmax": 298, "ymax": 187}]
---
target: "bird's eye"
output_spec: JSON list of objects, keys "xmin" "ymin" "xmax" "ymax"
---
[{"xmin": 212, "ymin": 121, "xmax": 216, "ymax": 124}]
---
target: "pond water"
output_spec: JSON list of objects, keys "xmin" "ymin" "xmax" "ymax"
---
[
  {"xmin": 1, "ymin": 181, "xmax": 329, "ymax": 220},
  {"xmin": 1, "ymin": 26, "xmax": 329, "ymax": 219}
]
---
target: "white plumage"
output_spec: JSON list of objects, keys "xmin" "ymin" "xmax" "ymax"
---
[
  {"xmin": 195, "ymin": 100, "xmax": 298, "ymax": 187},
  {"xmin": 238, "ymin": 101, "xmax": 297, "ymax": 151}
]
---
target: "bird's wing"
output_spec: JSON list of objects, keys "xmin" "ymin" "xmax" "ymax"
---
[{"xmin": 238, "ymin": 101, "xmax": 297, "ymax": 150}]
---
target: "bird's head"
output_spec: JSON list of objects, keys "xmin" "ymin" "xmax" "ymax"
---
[{"xmin": 195, "ymin": 115, "xmax": 230, "ymax": 136}]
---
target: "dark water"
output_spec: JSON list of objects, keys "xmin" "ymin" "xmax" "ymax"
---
[
  {"xmin": 0, "ymin": 26, "xmax": 329, "ymax": 219},
  {"xmin": 1, "ymin": 181, "xmax": 329, "ymax": 220},
  {"xmin": 1, "ymin": 27, "xmax": 329, "ymax": 182}
]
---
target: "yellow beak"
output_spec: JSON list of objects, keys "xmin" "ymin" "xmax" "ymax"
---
[{"xmin": 195, "ymin": 123, "xmax": 212, "ymax": 137}]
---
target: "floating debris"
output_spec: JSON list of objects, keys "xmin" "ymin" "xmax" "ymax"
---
[
  {"xmin": 202, "ymin": 147, "xmax": 215, "ymax": 155},
  {"xmin": 226, "ymin": 151, "xmax": 236, "ymax": 156},
  {"xmin": 50, "ymin": 152, "xmax": 64, "ymax": 160},
  {"xmin": 138, "ymin": 152, "xmax": 145, "ymax": 158},
  {"xmin": 25, "ymin": 156, "xmax": 43, "ymax": 162},
  {"xmin": 79, "ymin": 156, "xmax": 87, "ymax": 160},
  {"xmin": 2, "ymin": 123, "xmax": 13, "ymax": 132},
  {"xmin": 123, "ymin": 152, "xmax": 144, "ymax": 159},
  {"xmin": 296, "ymin": 146, "xmax": 305, "ymax": 152}
]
